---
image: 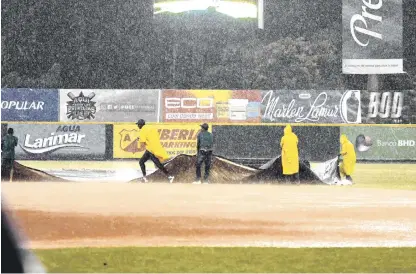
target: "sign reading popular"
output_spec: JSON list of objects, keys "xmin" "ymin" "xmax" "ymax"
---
[
  {"xmin": 113, "ymin": 124, "xmax": 209, "ymax": 159},
  {"xmin": 1, "ymin": 88, "xmax": 59, "ymax": 122}
]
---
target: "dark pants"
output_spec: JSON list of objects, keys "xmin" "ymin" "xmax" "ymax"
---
[
  {"xmin": 336, "ymin": 165, "xmax": 353, "ymax": 181},
  {"xmin": 284, "ymin": 173, "xmax": 300, "ymax": 184},
  {"xmin": 196, "ymin": 150, "xmax": 212, "ymax": 180},
  {"xmin": 1, "ymin": 159, "xmax": 14, "ymax": 181},
  {"xmin": 139, "ymin": 150, "xmax": 169, "ymax": 177}
]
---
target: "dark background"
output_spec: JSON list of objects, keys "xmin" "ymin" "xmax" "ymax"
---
[
  {"xmin": 1, "ymin": 0, "xmax": 415, "ymax": 90},
  {"xmin": 212, "ymin": 125, "xmax": 340, "ymax": 162}
]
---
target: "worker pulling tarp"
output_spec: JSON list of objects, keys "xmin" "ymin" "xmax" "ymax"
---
[
  {"xmin": 135, "ymin": 153, "xmax": 342, "ymax": 185},
  {"xmin": 312, "ymin": 156, "xmax": 354, "ymax": 186},
  {"xmin": 8, "ymin": 154, "xmax": 344, "ymax": 185},
  {"xmin": 244, "ymin": 155, "xmax": 324, "ymax": 184}
]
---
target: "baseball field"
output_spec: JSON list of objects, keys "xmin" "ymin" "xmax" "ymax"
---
[{"xmin": 2, "ymin": 162, "xmax": 416, "ymax": 272}]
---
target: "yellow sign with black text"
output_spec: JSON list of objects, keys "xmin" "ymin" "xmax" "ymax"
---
[{"xmin": 113, "ymin": 124, "xmax": 211, "ymax": 159}]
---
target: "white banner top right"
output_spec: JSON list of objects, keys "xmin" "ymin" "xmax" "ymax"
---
[{"xmin": 342, "ymin": 0, "xmax": 404, "ymax": 74}]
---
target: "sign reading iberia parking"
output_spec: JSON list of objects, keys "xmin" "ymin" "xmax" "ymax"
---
[
  {"xmin": 342, "ymin": 0, "xmax": 403, "ymax": 74},
  {"xmin": 113, "ymin": 124, "xmax": 210, "ymax": 159},
  {"xmin": 261, "ymin": 90, "xmax": 361, "ymax": 124}
]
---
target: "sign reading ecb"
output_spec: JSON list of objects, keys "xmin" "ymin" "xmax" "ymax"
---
[{"xmin": 165, "ymin": 98, "xmax": 214, "ymax": 109}]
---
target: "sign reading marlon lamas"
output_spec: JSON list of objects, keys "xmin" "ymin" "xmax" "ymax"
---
[
  {"xmin": 9, "ymin": 124, "xmax": 106, "ymax": 160},
  {"xmin": 113, "ymin": 124, "xmax": 207, "ymax": 159},
  {"xmin": 60, "ymin": 89, "xmax": 159, "ymax": 122},
  {"xmin": 261, "ymin": 90, "xmax": 362, "ymax": 124},
  {"xmin": 342, "ymin": 0, "xmax": 403, "ymax": 74}
]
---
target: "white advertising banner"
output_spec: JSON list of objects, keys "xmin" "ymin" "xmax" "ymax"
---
[{"xmin": 342, "ymin": 0, "xmax": 404, "ymax": 74}]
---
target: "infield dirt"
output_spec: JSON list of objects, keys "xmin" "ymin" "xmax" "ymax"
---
[{"xmin": 2, "ymin": 182, "xmax": 416, "ymax": 249}]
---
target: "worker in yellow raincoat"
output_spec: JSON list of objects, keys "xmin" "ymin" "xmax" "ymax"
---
[
  {"xmin": 136, "ymin": 119, "xmax": 174, "ymax": 183},
  {"xmin": 280, "ymin": 125, "xmax": 300, "ymax": 184},
  {"xmin": 338, "ymin": 134, "xmax": 356, "ymax": 182}
]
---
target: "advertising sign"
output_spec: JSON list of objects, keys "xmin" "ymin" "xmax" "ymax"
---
[
  {"xmin": 261, "ymin": 90, "xmax": 362, "ymax": 124},
  {"xmin": 1, "ymin": 89, "xmax": 59, "ymax": 122},
  {"xmin": 342, "ymin": 0, "xmax": 403, "ymax": 74},
  {"xmin": 59, "ymin": 89, "xmax": 160, "ymax": 122},
  {"xmin": 341, "ymin": 126, "xmax": 416, "ymax": 160},
  {"xmin": 113, "ymin": 123, "xmax": 210, "ymax": 159},
  {"xmin": 361, "ymin": 90, "xmax": 416, "ymax": 124},
  {"xmin": 154, "ymin": 0, "xmax": 259, "ymax": 19},
  {"xmin": 162, "ymin": 89, "xmax": 262, "ymax": 123},
  {"xmin": 8, "ymin": 124, "xmax": 106, "ymax": 160}
]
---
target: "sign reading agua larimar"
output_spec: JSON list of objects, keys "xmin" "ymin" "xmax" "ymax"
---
[{"xmin": 9, "ymin": 124, "xmax": 106, "ymax": 160}]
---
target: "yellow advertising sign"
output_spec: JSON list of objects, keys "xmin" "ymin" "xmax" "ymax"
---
[{"xmin": 113, "ymin": 124, "xmax": 210, "ymax": 159}]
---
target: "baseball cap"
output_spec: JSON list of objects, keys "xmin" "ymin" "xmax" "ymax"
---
[
  {"xmin": 135, "ymin": 119, "xmax": 145, "ymax": 126},
  {"xmin": 200, "ymin": 123, "xmax": 209, "ymax": 130}
]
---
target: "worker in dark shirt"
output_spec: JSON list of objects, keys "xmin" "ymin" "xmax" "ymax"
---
[
  {"xmin": 1, "ymin": 128, "xmax": 18, "ymax": 181},
  {"xmin": 193, "ymin": 123, "xmax": 214, "ymax": 184}
]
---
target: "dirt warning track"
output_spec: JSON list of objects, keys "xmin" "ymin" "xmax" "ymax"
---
[{"xmin": 2, "ymin": 182, "xmax": 416, "ymax": 248}]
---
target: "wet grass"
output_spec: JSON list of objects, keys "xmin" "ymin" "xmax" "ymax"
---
[
  {"xmin": 353, "ymin": 163, "xmax": 416, "ymax": 190},
  {"xmin": 35, "ymin": 247, "xmax": 416, "ymax": 273}
]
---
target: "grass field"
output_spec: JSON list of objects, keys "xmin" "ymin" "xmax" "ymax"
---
[
  {"xmin": 34, "ymin": 247, "xmax": 416, "ymax": 273},
  {"xmin": 9, "ymin": 161, "xmax": 416, "ymax": 273},
  {"xmin": 350, "ymin": 163, "xmax": 416, "ymax": 190}
]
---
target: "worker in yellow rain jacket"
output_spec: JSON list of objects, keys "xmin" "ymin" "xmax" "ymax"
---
[
  {"xmin": 136, "ymin": 119, "xmax": 174, "ymax": 183},
  {"xmin": 338, "ymin": 134, "xmax": 356, "ymax": 182},
  {"xmin": 280, "ymin": 125, "xmax": 300, "ymax": 184}
]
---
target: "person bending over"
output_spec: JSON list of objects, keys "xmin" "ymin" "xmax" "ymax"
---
[{"xmin": 136, "ymin": 119, "xmax": 174, "ymax": 183}]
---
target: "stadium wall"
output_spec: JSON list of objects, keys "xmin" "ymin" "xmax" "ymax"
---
[
  {"xmin": 1, "ymin": 88, "xmax": 415, "ymax": 164},
  {"xmin": 2, "ymin": 122, "xmax": 415, "ymax": 164}
]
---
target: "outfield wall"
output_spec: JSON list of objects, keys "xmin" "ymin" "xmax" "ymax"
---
[
  {"xmin": 1, "ymin": 122, "xmax": 415, "ymax": 164},
  {"xmin": 2, "ymin": 88, "xmax": 416, "ymax": 164}
]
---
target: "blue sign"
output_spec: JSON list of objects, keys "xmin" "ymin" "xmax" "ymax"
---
[{"xmin": 1, "ymin": 89, "xmax": 59, "ymax": 121}]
